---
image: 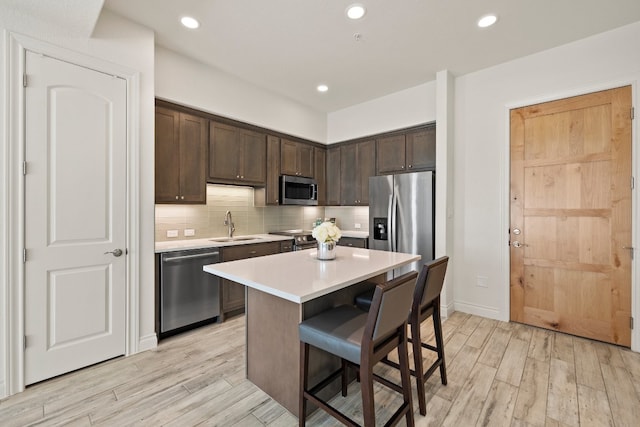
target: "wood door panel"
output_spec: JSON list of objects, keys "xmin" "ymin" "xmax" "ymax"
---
[{"xmin": 510, "ymin": 86, "xmax": 632, "ymax": 346}]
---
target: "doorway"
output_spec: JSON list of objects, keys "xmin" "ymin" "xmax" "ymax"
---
[
  {"xmin": 509, "ymin": 86, "xmax": 633, "ymax": 346},
  {"xmin": 22, "ymin": 51, "xmax": 128, "ymax": 384}
]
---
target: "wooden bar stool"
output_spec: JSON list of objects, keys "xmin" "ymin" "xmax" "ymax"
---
[
  {"xmin": 298, "ymin": 271, "xmax": 418, "ymax": 426},
  {"xmin": 354, "ymin": 256, "xmax": 449, "ymax": 416}
]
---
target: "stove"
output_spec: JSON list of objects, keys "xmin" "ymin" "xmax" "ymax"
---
[{"xmin": 269, "ymin": 229, "xmax": 316, "ymax": 250}]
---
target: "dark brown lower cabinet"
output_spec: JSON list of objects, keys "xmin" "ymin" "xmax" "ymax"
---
[
  {"xmin": 220, "ymin": 240, "xmax": 291, "ymax": 320},
  {"xmin": 337, "ymin": 237, "xmax": 368, "ymax": 248}
]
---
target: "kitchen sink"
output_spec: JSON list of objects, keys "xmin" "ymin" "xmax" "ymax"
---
[{"xmin": 209, "ymin": 237, "xmax": 260, "ymax": 243}]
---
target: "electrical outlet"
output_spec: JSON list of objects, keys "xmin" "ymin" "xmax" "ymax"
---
[
  {"xmin": 166, "ymin": 229, "xmax": 179, "ymax": 238},
  {"xmin": 184, "ymin": 229, "xmax": 195, "ymax": 237},
  {"xmin": 354, "ymin": 223, "xmax": 361, "ymax": 229},
  {"xmin": 477, "ymin": 276, "xmax": 488, "ymax": 288}
]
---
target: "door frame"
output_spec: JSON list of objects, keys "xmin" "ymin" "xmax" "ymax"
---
[
  {"xmin": 502, "ymin": 79, "xmax": 639, "ymax": 352},
  {"xmin": 2, "ymin": 32, "xmax": 141, "ymax": 396}
]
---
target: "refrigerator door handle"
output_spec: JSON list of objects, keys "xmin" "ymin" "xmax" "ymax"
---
[
  {"xmin": 391, "ymin": 193, "xmax": 398, "ymax": 252},
  {"xmin": 386, "ymin": 194, "xmax": 394, "ymax": 252}
]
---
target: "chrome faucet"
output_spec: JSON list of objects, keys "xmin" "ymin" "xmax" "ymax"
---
[{"xmin": 224, "ymin": 210, "xmax": 235, "ymax": 238}]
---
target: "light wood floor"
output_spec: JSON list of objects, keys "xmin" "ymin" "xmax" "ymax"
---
[{"xmin": 1, "ymin": 312, "xmax": 640, "ymax": 426}]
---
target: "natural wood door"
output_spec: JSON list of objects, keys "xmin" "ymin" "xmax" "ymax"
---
[
  {"xmin": 510, "ymin": 86, "xmax": 632, "ymax": 346},
  {"xmin": 24, "ymin": 51, "xmax": 127, "ymax": 384}
]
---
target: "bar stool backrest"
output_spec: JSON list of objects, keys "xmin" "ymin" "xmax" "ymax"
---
[
  {"xmin": 415, "ymin": 256, "xmax": 449, "ymax": 313},
  {"xmin": 366, "ymin": 271, "xmax": 418, "ymax": 343}
]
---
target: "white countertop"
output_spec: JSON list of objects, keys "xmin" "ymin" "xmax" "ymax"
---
[
  {"xmin": 155, "ymin": 234, "xmax": 293, "ymax": 253},
  {"xmin": 340, "ymin": 230, "xmax": 369, "ymax": 239},
  {"xmin": 203, "ymin": 246, "xmax": 419, "ymax": 304}
]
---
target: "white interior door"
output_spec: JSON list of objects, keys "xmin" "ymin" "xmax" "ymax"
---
[{"xmin": 24, "ymin": 51, "xmax": 127, "ymax": 385}]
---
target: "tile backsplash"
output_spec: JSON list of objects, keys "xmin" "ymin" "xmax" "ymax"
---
[{"xmin": 155, "ymin": 184, "xmax": 369, "ymax": 242}]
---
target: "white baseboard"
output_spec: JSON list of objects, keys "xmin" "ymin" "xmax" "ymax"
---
[
  {"xmin": 454, "ymin": 301, "xmax": 507, "ymax": 322},
  {"xmin": 440, "ymin": 301, "xmax": 455, "ymax": 318},
  {"xmin": 137, "ymin": 333, "xmax": 158, "ymax": 353}
]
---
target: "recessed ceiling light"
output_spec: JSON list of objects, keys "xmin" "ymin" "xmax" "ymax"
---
[
  {"xmin": 477, "ymin": 14, "xmax": 497, "ymax": 28},
  {"xmin": 181, "ymin": 16, "xmax": 200, "ymax": 29},
  {"xmin": 346, "ymin": 4, "xmax": 366, "ymax": 20},
  {"xmin": 317, "ymin": 84, "xmax": 329, "ymax": 93}
]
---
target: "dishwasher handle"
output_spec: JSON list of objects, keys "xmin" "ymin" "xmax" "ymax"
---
[{"xmin": 162, "ymin": 252, "xmax": 220, "ymax": 262}]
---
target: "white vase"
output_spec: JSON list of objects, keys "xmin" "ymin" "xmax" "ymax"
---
[{"xmin": 317, "ymin": 241, "xmax": 336, "ymax": 260}]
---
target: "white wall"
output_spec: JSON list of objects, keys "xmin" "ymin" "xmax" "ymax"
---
[
  {"xmin": 155, "ymin": 47, "xmax": 327, "ymax": 143},
  {"xmin": 451, "ymin": 21, "xmax": 640, "ymax": 329},
  {"xmin": 327, "ymin": 81, "xmax": 437, "ymax": 143},
  {"xmin": 0, "ymin": 9, "xmax": 156, "ymax": 397}
]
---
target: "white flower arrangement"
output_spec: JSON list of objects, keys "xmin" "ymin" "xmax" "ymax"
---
[{"xmin": 312, "ymin": 221, "xmax": 342, "ymax": 243}]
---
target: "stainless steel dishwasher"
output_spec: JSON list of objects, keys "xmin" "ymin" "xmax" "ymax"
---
[{"xmin": 160, "ymin": 247, "xmax": 221, "ymax": 337}]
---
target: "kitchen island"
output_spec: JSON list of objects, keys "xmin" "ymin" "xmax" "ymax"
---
[{"xmin": 204, "ymin": 246, "xmax": 420, "ymax": 416}]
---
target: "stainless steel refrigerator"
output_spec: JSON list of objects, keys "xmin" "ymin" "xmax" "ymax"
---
[{"xmin": 369, "ymin": 171, "xmax": 434, "ymax": 278}]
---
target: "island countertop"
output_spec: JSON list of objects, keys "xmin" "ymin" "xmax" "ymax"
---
[{"xmin": 203, "ymin": 246, "xmax": 420, "ymax": 304}]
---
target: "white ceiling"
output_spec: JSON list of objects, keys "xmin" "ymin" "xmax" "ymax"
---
[{"xmin": 98, "ymin": 0, "xmax": 640, "ymax": 113}]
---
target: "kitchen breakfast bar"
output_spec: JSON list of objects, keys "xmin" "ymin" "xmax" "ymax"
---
[{"xmin": 203, "ymin": 246, "xmax": 420, "ymax": 417}]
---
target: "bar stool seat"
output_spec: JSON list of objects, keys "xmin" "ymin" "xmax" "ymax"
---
[
  {"xmin": 299, "ymin": 271, "xmax": 418, "ymax": 427},
  {"xmin": 354, "ymin": 256, "xmax": 449, "ymax": 416}
]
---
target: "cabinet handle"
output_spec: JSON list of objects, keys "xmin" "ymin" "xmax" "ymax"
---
[
  {"xmin": 181, "ymin": 196, "xmax": 184, "ymax": 200},
  {"xmin": 236, "ymin": 175, "xmax": 240, "ymax": 178},
  {"xmin": 408, "ymin": 165, "xmax": 412, "ymax": 169},
  {"xmin": 250, "ymin": 250, "xmax": 257, "ymax": 255},
  {"xmin": 175, "ymin": 196, "xmax": 179, "ymax": 200},
  {"xmin": 241, "ymin": 175, "xmax": 244, "ymax": 179},
  {"xmin": 401, "ymin": 165, "xmax": 405, "ymax": 169}
]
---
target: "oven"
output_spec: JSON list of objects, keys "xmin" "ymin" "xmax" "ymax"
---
[{"xmin": 270, "ymin": 230, "xmax": 316, "ymax": 250}]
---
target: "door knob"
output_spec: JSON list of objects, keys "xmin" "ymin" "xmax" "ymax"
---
[
  {"xmin": 512, "ymin": 241, "xmax": 522, "ymax": 248},
  {"xmin": 104, "ymin": 249, "xmax": 123, "ymax": 257}
]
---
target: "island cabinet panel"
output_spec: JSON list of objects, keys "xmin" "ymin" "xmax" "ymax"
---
[
  {"xmin": 220, "ymin": 241, "xmax": 282, "ymax": 319},
  {"xmin": 340, "ymin": 140, "xmax": 375, "ymax": 206},
  {"xmin": 155, "ymin": 107, "xmax": 208, "ymax": 204},
  {"xmin": 209, "ymin": 121, "xmax": 266, "ymax": 186},
  {"xmin": 280, "ymin": 138, "xmax": 314, "ymax": 178},
  {"xmin": 314, "ymin": 147, "xmax": 327, "ymax": 206},
  {"xmin": 325, "ymin": 146, "xmax": 341, "ymax": 206},
  {"xmin": 376, "ymin": 125, "xmax": 436, "ymax": 175}
]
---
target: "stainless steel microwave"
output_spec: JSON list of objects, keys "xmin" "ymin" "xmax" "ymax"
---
[{"xmin": 280, "ymin": 175, "xmax": 318, "ymax": 205}]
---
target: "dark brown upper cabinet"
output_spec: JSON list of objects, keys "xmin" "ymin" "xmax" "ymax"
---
[
  {"xmin": 325, "ymin": 146, "xmax": 341, "ymax": 206},
  {"xmin": 340, "ymin": 140, "xmax": 375, "ymax": 206},
  {"xmin": 314, "ymin": 147, "xmax": 327, "ymax": 206},
  {"xmin": 376, "ymin": 126, "xmax": 435, "ymax": 175},
  {"xmin": 155, "ymin": 106, "xmax": 207, "ymax": 204},
  {"xmin": 280, "ymin": 139, "xmax": 314, "ymax": 178},
  {"xmin": 265, "ymin": 135, "xmax": 281, "ymax": 205},
  {"xmin": 209, "ymin": 122, "xmax": 266, "ymax": 186}
]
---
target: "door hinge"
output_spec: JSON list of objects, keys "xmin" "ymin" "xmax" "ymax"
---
[
  {"xmin": 631, "ymin": 317, "xmax": 634, "ymax": 330},
  {"xmin": 23, "ymin": 161, "xmax": 27, "ymax": 176},
  {"xmin": 23, "ymin": 248, "xmax": 27, "ymax": 263},
  {"xmin": 23, "ymin": 74, "xmax": 28, "ymax": 87},
  {"xmin": 632, "ymin": 107, "xmax": 635, "ymax": 120},
  {"xmin": 632, "ymin": 176, "xmax": 635, "ymax": 190},
  {"xmin": 24, "ymin": 335, "xmax": 27, "ymax": 350}
]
